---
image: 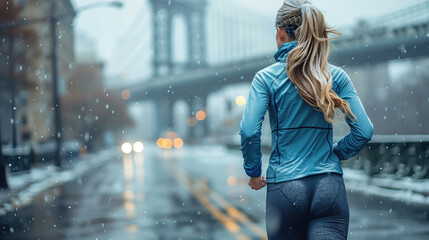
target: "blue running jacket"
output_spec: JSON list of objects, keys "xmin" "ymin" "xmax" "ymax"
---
[{"xmin": 239, "ymin": 41, "xmax": 373, "ymax": 183}]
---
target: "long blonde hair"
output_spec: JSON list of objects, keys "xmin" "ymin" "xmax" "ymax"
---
[{"xmin": 276, "ymin": 0, "xmax": 356, "ymax": 123}]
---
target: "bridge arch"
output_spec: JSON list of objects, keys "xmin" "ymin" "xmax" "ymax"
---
[
  {"xmin": 150, "ymin": 0, "xmax": 207, "ymax": 76},
  {"xmin": 171, "ymin": 14, "xmax": 189, "ymax": 74}
]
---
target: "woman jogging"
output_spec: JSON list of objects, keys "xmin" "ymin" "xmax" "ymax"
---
[{"xmin": 239, "ymin": 0, "xmax": 373, "ymax": 239}]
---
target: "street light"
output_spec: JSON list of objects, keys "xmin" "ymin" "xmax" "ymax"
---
[
  {"xmin": 0, "ymin": 1, "xmax": 123, "ymax": 169},
  {"xmin": 77, "ymin": 2, "xmax": 124, "ymax": 13}
]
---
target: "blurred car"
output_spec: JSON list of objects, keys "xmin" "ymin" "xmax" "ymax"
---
[
  {"xmin": 156, "ymin": 131, "xmax": 184, "ymax": 150},
  {"xmin": 33, "ymin": 139, "xmax": 82, "ymax": 164},
  {"xmin": 62, "ymin": 139, "xmax": 81, "ymax": 161}
]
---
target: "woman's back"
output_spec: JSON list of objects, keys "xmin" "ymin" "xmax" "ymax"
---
[{"xmin": 240, "ymin": 41, "xmax": 373, "ymax": 183}]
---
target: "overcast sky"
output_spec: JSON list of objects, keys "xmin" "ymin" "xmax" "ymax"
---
[{"xmin": 71, "ymin": 0, "xmax": 427, "ymax": 76}]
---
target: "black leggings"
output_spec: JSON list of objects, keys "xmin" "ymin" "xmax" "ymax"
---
[{"xmin": 266, "ymin": 172, "xmax": 349, "ymax": 240}]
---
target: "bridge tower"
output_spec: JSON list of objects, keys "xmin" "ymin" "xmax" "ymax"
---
[
  {"xmin": 150, "ymin": 0, "xmax": 208, "ymax": 76},
  {"xmin": 149, "ymin": 0, "xmax": 209, "ymax": 139}
]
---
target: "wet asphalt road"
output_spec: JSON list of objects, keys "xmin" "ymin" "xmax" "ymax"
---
[{"xmin": 1, "ymin": 143, "xmax": 429, "ymax": 240}]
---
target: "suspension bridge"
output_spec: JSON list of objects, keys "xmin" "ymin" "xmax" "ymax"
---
[{"xmin": 111, "ymin": 0, "xmax": 429, "ymax": 178}]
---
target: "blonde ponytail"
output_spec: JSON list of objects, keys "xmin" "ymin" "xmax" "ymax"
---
[{"xmin": 277, "ymin": 1, "xmax": 356, "ymax": 123}]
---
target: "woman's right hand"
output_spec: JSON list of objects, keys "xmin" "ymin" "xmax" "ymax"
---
[{"xmin": 248, "ymin": 176, "xmax": 267, "ymax": 190}]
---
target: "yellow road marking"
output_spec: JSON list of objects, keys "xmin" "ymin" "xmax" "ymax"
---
[
  {"xmin": 163, "ymin": 158, "xmax": 250, "ymax": 240},
  {"xmin": 161, "ymin": 154, "xmax": 267, "ymax": 240},
  {"xmin": 210, "ymin": 191, "xmax": 268, "ymax": 240}
]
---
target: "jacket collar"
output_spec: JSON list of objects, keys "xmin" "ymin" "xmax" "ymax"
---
[{"xmin": 274, "ymin": 41, "xmax": 298, "ymax": 62}]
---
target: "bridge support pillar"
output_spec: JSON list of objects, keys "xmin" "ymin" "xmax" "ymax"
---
[
  {"xmin": 186, "ymin": 98, "xmax": 196, "ymax": 140},
  {"xmin": 185, "ymin": 95, "xmax": 209, "ymax": 141},
  {"xmin": 154, "ymin": 98, "xmax": 175, "ymax": 138},
  {"xmin": 199, "ymin": 96, "xmax": 209, "ymax": 137}
]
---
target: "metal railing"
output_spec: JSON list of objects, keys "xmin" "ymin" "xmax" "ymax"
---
[{"xmin": 340, "ymin": 135, "xmax": 429, "ymax": 179}]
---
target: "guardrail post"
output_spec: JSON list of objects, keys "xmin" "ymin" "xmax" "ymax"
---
[
  {"xmin": 412, "ymin": 143, "xmax": 429, "ymax": 179},
  {"xmin": 365, "ymin": 143, "xmax": 385, "ymax": 176},
  {"xmin": 395, "ymin": 143, "xmax": 414, "ymax": 178},
  {"xmin": 382, "ymin": 143, "xmax": 400, "ymax": 175}
]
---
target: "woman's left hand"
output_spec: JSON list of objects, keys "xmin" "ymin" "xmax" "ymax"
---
[{"xmin": 248, "ymin": 176, "xmax": 267, "ymax": 190}]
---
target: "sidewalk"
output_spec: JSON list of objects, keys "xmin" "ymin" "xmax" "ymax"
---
[{"xmin": 0, "ymin": 148, "xmax": 119, "ymax": 216}]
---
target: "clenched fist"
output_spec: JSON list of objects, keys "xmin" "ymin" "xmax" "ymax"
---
[{"xmin": 248, "ymin": 176, "xmax": 267, "ymax": 190}]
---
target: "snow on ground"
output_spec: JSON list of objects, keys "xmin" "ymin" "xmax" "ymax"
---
[
  {"xmin": 0, "ymin": 148, "xmax": 119, "ymax": 216},
  {"xmin": 6, "ymin": 166, "xmax": 57, "ymax": 190}
]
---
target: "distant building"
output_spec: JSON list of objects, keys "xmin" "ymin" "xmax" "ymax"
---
[
  {"xmin": 62, "ymin": 32, "xmax": 103, "ymax": 144},
  {"xmin": 63, "ymin": 60, "xmax": 134, "ymax": 150},
  {"xmin": 0, "ymin": 0, "xmax": 75, "ymax": 145}
]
